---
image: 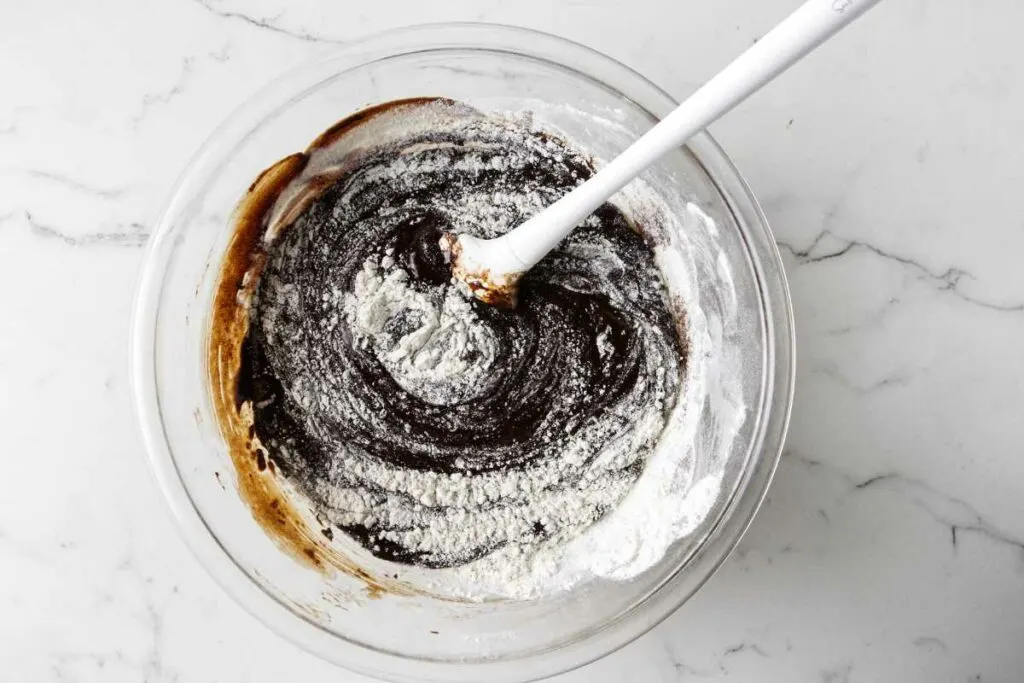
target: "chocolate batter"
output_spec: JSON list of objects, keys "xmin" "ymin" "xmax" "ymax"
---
[{"xmin": 214, "ymin": 99, "xmax": 687, "ymax": 570}]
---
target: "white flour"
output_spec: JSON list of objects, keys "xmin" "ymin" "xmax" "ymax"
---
[
  {"xmin": 329, "ymin": 249, "xmax": 662, "ymax": 585},
  {"xmin": 323, "ymin": 237, "xmax": 721, "ymax": 600},
  {"xmin": 344, "ymin": 254, "xmax": 498, "ymax": 406}
]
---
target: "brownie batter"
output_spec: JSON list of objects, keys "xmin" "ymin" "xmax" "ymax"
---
[{"xmin": 213, "ymin": 99, "xmax": 687, "ymax": 571}]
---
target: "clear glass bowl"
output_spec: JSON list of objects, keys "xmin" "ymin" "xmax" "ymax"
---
[{"xmin": 131, "ymin": 23, "xmax": 794, "ymax": 683}]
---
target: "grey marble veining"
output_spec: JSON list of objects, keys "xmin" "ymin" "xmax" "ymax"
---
[{"xmin": 2, "ymin": 0, "xmax": 1022, "ymax": 680}]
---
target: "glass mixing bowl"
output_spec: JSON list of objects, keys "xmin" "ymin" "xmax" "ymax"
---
[{"xmin": 131, "ymin": 23, "xmax": 794, "ymax": 683}]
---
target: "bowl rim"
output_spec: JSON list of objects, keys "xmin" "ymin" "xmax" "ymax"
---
[{"xmin": 130, "ymin": 21, "xmax": 795, "ymax": 683}]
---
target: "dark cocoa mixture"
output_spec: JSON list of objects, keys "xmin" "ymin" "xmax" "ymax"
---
[{"xmin": 216, "ymin": 99, "xmax": 687, "ymax": 569}]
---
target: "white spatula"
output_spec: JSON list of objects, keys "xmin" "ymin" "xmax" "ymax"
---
[{"xmin": 445, "ymin": 0, "xmax": 884, "ymax": 307}]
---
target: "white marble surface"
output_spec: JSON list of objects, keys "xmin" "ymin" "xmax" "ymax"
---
[{"xmin": 2, "ymin": 0, "xmax": 1023, "ymax": 680}]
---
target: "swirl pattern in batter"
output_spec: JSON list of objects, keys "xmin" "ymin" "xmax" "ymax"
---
[{"xmin": 223, "ymin": 99, "xmax": 688, "ymax": 573}]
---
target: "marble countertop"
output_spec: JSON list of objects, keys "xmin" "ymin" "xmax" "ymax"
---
[{"xmin": 3, "ymin": 0, "xmax": 1022, "ymax": 680}]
